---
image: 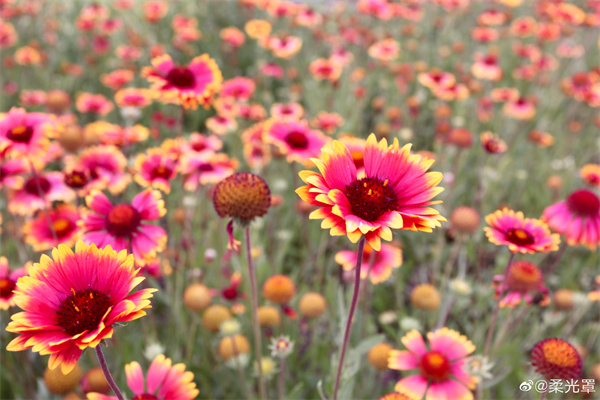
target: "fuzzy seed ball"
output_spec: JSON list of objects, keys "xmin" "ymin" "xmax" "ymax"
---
[
  {"xmin": 213, "ymin": 172, "xmax": 270, "ymax": 224},
  {"xmin": 450, "ymin": 206, "xmax": 481, "ymax": 234},
  {"xmin": 554, "ymin": 289, "xmax": 574, "ymax": 310},
  {"xmin": 410, "ymin": 284, "xmax": 441, "ymax": 311},
  {"xmin": 46, "ymin": 89, "xmax": 71, "ymax": 114},
  {"xmin": 218, "ymin": 334, "xmax": 251, "ymax": 361},
  {"xmin": 183, "ymin": 283, "xmax": 212, "ymax": 312},
  {"xmin": 367, "ymin": 343, "xmax": 393, "ymax": 370},
  {"xmin": 202, "ymin": 304, "xmax": 232, "ymax": 332},
  {"xmin": 531, "ymin": 338, "xmax": 582, "ymax": 380},
  {"xmin": 44, "ymin": 364, "xmax": 82, "ymax": 395},
  {"xmin": 173, "ymin": 208, "xmax": 187, "ymax": 225},
  {"xmin": 81, "ymin": 367, "xmax": 110, "ymax": 394},
  {"xmin": 298, "ymin": 292, "xmax": 327, "ymax": 319},
  {"xmin": 58, "ymin": 125, "xmax": 85, "ymax": 152},
  {"xmin": 263, "ymin": 275, "xmax": 296, "ymax": 304},
  {"xmin": 258, "ymin": 305, "xmax": 281, "ymax": 327}
]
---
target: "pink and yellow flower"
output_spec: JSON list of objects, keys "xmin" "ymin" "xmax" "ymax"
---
[
  {"xmin": 296, "ymin": 134, "xmax": 445, "ymax": 251},
  {"xmin": 264, "ymin": 119, "xmax": 329, "ymax": 167},
  {"xmin": 23, "ymin": 204, "xmax": 82, "ymax": 252},
  {"xmin": 242, "ymin": 122, "xmax": 271, "ymax": 169},
  {"xmin": 220, "ymin": 27, "xmax": 245, "ymax": 48},
  {"xmin": 484, "ymin": 208, "xmax": 560, "ymax": 253},
  {"xmin": 503, "ymin": 97, "xmax": 536, "ymax": 120},
  {"xmin": 81, "ymin": 189, "xmax": 167, "ymax": 265},
  {"xmin": 480, "ymin": 131, "xmax": 507, "ymax": 154},
  {"xmin": 0, "ymin": 258, "xmax": 29, "ymax": 310},
  {"xmin": 493, "ymin": 260, "xmax": 550, "ymax": 308},
  {"xmin": 471, "ymin": 53, "xmax": 503, "ymax": 81},
  {"xmin": 335, "ymin": 242, "xmax": 402, "ymax": 284},
  {"xmin": 85, "ymin": 121, "xmax": 149, "ymax": 147},
  {"xmin": 87, "ymin": 354, "xmax": 199, "ymax": 400},
  {"xmin": 134, "ymin": 148, "xmax": 180, "ymax": 194},
  {"xmin": 184, "ymin": 132, "xmax": 222, "ymax": 156},
  {"xmin": 114, "ymin": 88, "xmax": 153, "ymax": 109},
  {"xmin": 220, "ymin": 77, "xmax": 255, "ymax": 102},
  {"xmin": 181, "ymin": 152, "xmax": 238, "ymax": 191},
  {"xmin": 66, "ymin": 145, "xmax": 131, "ymax": 195},
  {"xmin": 309, "ymin": 58, "xmax": 343, "ymax": 81},
  {"xmin": 6, "ymin": 241, "xmax": 157, "ymax": 374},
  {"xmin": 311, "ymin": 112, "xmax": 344, "ymax": 134},
  {"xmin": 0, "ymin": 157, "xmax": 27, "ymax": 189},
  {"xmin": 542, "ymin": 189, "xmax": 600, "ymax": 249},
  {"xmin": 270, "ymin": 102, "xmax": 304, "ymax": 120},
  {"xmin": 388, "ymin": 328, "xmax": 477, "ymax": 400},
  {"xmin": 0, "ymin": 107, "xmax": 59, "ymax": 159},
  {"xmin": 75, "ymin": 93, "xmax": 113, "ymax": 116},
  {"xmin": 368, "ymin": 38, "xmax": 400, "ymax": 61},
  {"xmin": 418, "ymin": 70, "xmax": 456, "ymax": 90},
  {"xmin": 8, "ymin": 171, "xmax": 75, "ymax": 216},
  {"xmin": 142, "ymin": 53, "xmax": 222, "ymax": 109},
  {"xmin": 580, "ymin": 164, "xmax": 600, "ymax": 188},
  {"xmin": 101, "ymin": 69, "xmax": 134, "ymax": 90},
  {"xmin": 264, "ymin": 34, "xmax": 302, "ymax": 59}
]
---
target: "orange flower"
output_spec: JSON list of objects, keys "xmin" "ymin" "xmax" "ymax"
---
[{"xmin": 245, "ymin": 19, "xmax": 271, "ymax": 39}]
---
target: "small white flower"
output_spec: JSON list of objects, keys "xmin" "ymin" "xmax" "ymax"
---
[
  {"xmin": 219, "ymin": 319, "xmax": 241, "ymax": 336},
  {"xmin": 272, "ymin": 179, "xmax": 289, "ymax": 192},
  {"xmin": 452, "ymin": 116, "xmax": 465, "ymax": 127},
  {"xmin": 464, "ymin": 355, "xmax": 494, "ymax": 381},
  {"xmin": 143, "ymin": 341, "xmax": 165, "ymax": 361},
  {"xmin": 269, "ymin": 336, "xmax": 294, "ymax": 359},
  {"xmin": 120, "ymin": 106, "xmax": 141, "ymax": 125},
  {"xmin": 400, "ymin": 316, "xmax": 421, "ymax": 332},
  {"xmin": 378, "ymin": 311, "xmax": 398, "ymax": 325},
  {"xmin": 225, "ymin": 354, "xmax": 250, "ymax": 369},
  {"xmin": 399, "ymin": 128, "xmax": 413, "ymax": 141},
  {"xmin": 450, "ymin": 279, "xmax": 472, "ymax": 296}
]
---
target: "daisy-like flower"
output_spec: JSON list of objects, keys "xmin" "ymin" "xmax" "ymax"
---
[
  {"xmin": 503, "ymin": 97, "xmax": 536, "ymax": 120},
  {"xmin": 311, "ymin": 112, "xmax": 344, "ymax": 135},
  {"xmin": 81, "ymin": 189, "xmax": 167, "ymax": 265},
  {"xmin": 0, "ymin": 257, "xmax": 29, "ymax": 310},
  {"xmin": 531, "ymin": 338, "xmax": 582, "ymax": 380},
  {"xmin": 206, "ymin": 114, "xmax": 238, "ymax": 136},
  {"xmin": 480, "ymin": 131, "xmax": 507, "ymax": 154},
  {"xmin": 87, "ymin": 354, "xmax": 199, "ymax": 400},
  {"xmin": 220, "ymin": 77, "xmax": 255, "ymax": 102},
  {"xmin": 263, "ymin": 34, "xmax": 302, "ymax": 59},
  {"xmin": 114, "ymin": 88, "xmax": 152, "ymax": 109},
  {"xmin": 542, "ymin": 189, "xmax": 600, "ymax": 249},
  {"xmin": 485, "ymin": 209, "xmax": 560, "ymax": 253},
  {"xmin": 0, "ymin": 157, "xmax": 28, "ymax": 189},
  {"xmin": 8, "ymin": 171, "xmax": 75, "ymax": 216},
  {"xmin": 471, "ymin": 53, "xmax": 502, "ymax": 81},
  {"xmin": 335, "ymin": 242, "xmax": 402, "ymax": 284},
  {"xmin": 101, "ymin": 69, "xmax": 134, "ymax": 90},
  {"xmin": 296, "ymin": 134, "xmax": 445, "ymax": 251},
  {"xmin": 418, "ymin": 69, "xmax": 456, "ymax": 90},
  {"xmin": 388, "ymin": 328, "xmax": 477, "ymax": 400},
  {"xmin": 23, "ymin": 204, "xmax": 82, "ymax": 252},
  {"xmin": 75, "ymin": 93, "xmax": 113, "ymax": 116},
  {"xmin": 134, "ymin": 148, "xmax": 180, "ymax": 194},
  {"xmin": 269, "ymin": 336, "xmax": 294, "ymax": 358},
  {"xmin": 270, "ymin": 102, "xmax": 304, "ymax": 120},
  {"xmin": 66, "ymin": 145, "xmax": 131, "ymax": 195},
  {"xmin": 142, "ymin": 53, "xmax": 222, "ymax": 109},
  {"xmin": 180, "ymin": 152, "xmax": 238, "ymax": 191},
  {"xmin": 184, "ymin": 132, "xmax": 222, "ymax": 156},
  {"xmin": 580, "ymin": 164, "xmax": 600, "ymax": 188},
  {"xmin": 244, "ymin": 19, "xmax": 272, "ymax": 40},
  {"xmin": 264, "ymin": 119, "xmax": 329, "ymax": 167},
  {"xmin": 220, "ymin": 27, "xmax": 245, "ymax": 49},
  {"xmin": 0, "ymin": 107, "xmax": 59, "ymax": 159},
  {"xmin": 309, "ymin": 58, "xmax": 343, "ymax": 81},
  {"xmin": 6, "ymin": 242, "xmax": 157, "ymax": 374},
  {"xmin": 85, "ymin": 121, "xmax": 149, "ymax": 147},
  {"xmin": 368, "ymin": 38, "xmax": 400, "ymax": 61},
  {"xmin": 492, "ymin": 260, "xmax": 549, "ymax": 308},
  {"xmin": 242, "ymin": 122, "xmax": 271, "ymax": 170}
]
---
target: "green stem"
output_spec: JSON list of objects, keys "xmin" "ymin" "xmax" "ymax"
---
[{"xmin": 332, "ymin": 237, "xmax": 365, "ymax": 400}]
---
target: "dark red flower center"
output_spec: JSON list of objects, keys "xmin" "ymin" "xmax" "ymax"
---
[
  {"xmin": 7, "ymin": 125, "xmax": 34, "ymax": 143},
  {"xmin": 506, "ymin": 228, "xmax": 535, "ymax": 246},
  {"xmin": 152, "ymin": 166, "xmax": 172, "ymax": 179},
  {"xmin": 285, "ymin": 131, "xmax": 309, "ymax": 149},
  {"xmin": 24, "ymin": 176, "xmax": 51, "ymax": 196},
  {"xmin": 166, "ymin": 67, "xmax": 196, "ymax": 89},
  {"xmin": 222, "ymin": 286, "xmax": 239, "ymax": 300},
  {"xmin": 566, "ymin": 189, "xmax": 600, "ymax": 217},
  {"xmin": 419, "ymin": 351, "xmax": 451, "ymax": 382},
  {"xmin": 65, "ymin": 170, "xmax": 88, "ymax": 188},
  {"xmin": 131, "ymin": 395, "xmax": 159, "ymax": 400},
  {"xmin": 106, "ymin": 204, "xmax": 141, "ymax": 237},
  {"xmin": 56, "ymin": 288, "xmax": 112, "ymax": 336},
  {"xmin": 192, "ymin": 142, "xmax": 207, "ymax": 152},
  {"xmin": 345, "ymin": 177, "xmax": 398, "ymax": 222},
  {"xmin": 0, "ymin": 278, "xmax": 16, "ymax": 299}
]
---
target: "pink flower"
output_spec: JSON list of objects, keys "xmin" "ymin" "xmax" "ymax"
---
[{"xmin": 389, "ymin": 328, "xmax": 477, "ymax": 400}]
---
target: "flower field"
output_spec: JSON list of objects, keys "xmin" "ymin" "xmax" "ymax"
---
[{"xmin": 0, "ymin": 0, "xmax": 599, "ymax": 399}]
